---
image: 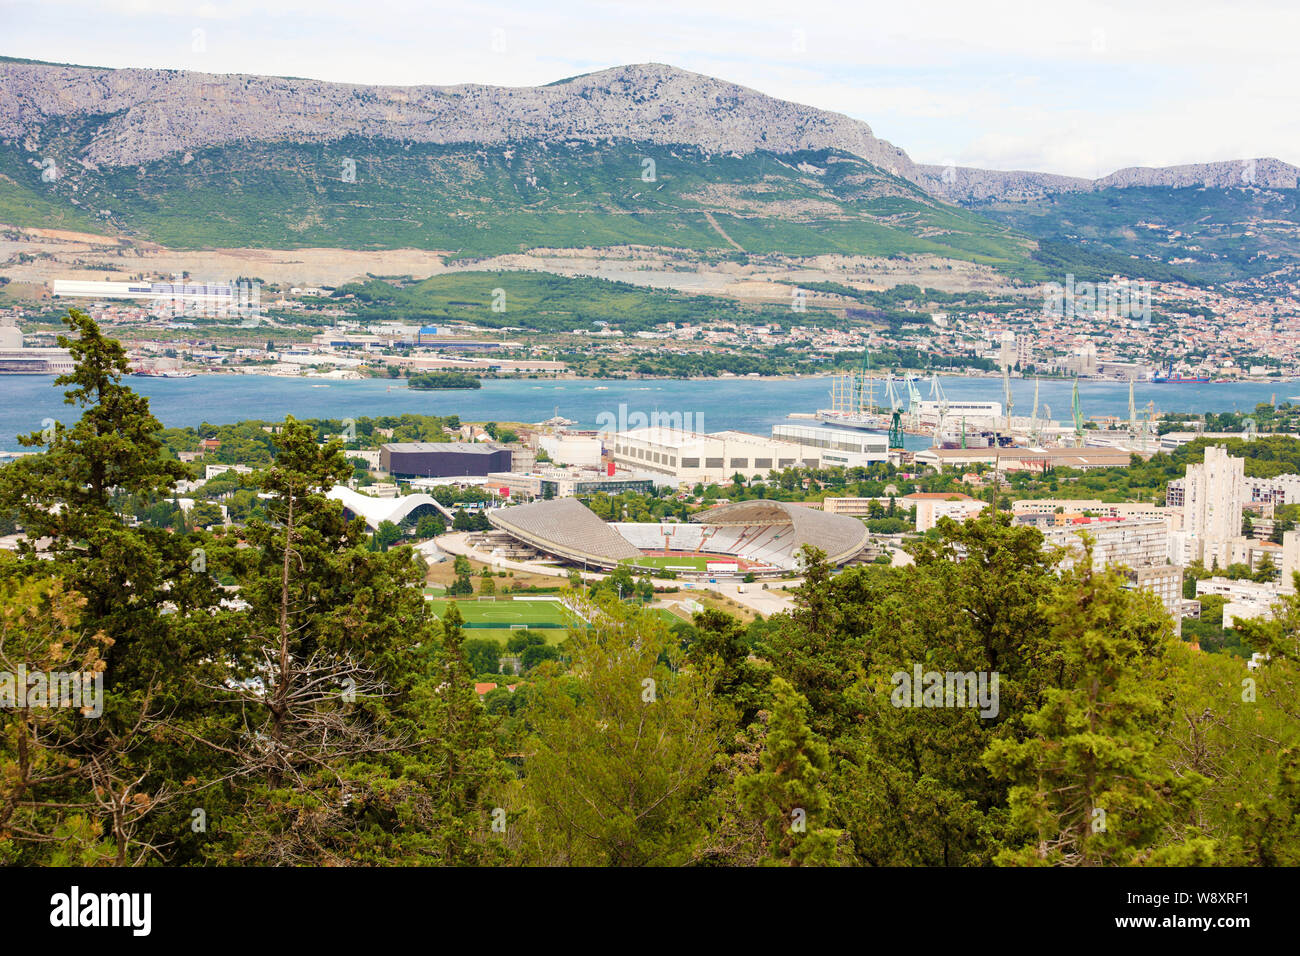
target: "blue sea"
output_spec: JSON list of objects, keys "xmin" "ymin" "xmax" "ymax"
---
[{"xmin": 0, "ymin": 373, "xmax": 1293, "ymax": 453}]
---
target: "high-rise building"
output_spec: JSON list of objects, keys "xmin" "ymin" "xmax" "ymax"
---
[
  {"xmin": 1182, "ymin": 445, "xmax": 1245, "ymax": 568},
  {"xmin": 998, "ymin": 330, "xmax": 1016, "ymax": 370},
  {"xmin": 1284, "ymin": 530, "xmax": 1300, "ymax": 585}
]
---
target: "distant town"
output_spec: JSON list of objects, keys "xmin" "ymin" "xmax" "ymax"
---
[{"xmin": 2, "ymin": 268, "xmax": 1299, "ymax": 384}]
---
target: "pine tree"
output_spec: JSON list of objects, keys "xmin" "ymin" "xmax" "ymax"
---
[
  {"xmin": 736, "ymin": 678, "xmax": 840, "ymax": 866},
  {"xmin": 982, "ymin": 548, "xmax": 1212, "ymax": 866},
  {"xmin": 519, "ymin": 597, "xmax": 723, "ymax": 865},
  {"xmin": 402, "ymin": 603, "xmax": 513, "ymax": 863},
  {"xmin": 212, "ymin": 417, "xmax": 446, "ymax": 864},
  {"xmin": 0, "ymin": 310, "xmax": 228, "ymax": 864}
]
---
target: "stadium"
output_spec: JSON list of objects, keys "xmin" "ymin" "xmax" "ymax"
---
[{"xmin": 484, "ymin": 497, "xmax": 869, "ymax": 578}]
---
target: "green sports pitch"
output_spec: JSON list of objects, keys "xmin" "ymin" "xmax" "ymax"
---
[
  {"xmin": 426, "ymin": 597, "xmax": 572, "ymax": 631},
  {"xmin": 620, "ymin": 554, "xmax": 711, "ymax": 571}
]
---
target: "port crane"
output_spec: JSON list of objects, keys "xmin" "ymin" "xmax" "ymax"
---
[
  {"xmin": 1028, "ymin": 377, "xmax": 1042, "ymax": 446},
  {"xmin": 1128, "ymin": 379, "xmax": 1138, "ymax": 442},
  {"xmin": 1072, "ymin": 377, "xmax": 1085, "ymax": 447},
  {"xmin": 905, "ymin": 374, "xmax": 923, "ymax": 432},
  {"xmin": 929, "ymin": 373, "xmax": 949, "ymax": 443},
  {"xmin": 1002, "ymin": 363, "xmax": 1015, "ymax": 437},
  {"xmin": 884, "ymin": 374, "xmax": 905, "ymax": 449}
]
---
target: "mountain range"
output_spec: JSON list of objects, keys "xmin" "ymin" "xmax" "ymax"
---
[{"xmin": 2, "ymin": 56, "xmax": 1298, "ymax": 285}]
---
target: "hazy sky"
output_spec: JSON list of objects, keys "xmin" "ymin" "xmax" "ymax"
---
[{"xmin": 3, "ymin": 0, "xmax": 1297, "ymax": 178}]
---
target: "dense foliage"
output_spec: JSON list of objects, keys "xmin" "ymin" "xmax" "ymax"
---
[{"xmin": 1, "ymin": 312, "xmax": 1297, "ymax": 867}]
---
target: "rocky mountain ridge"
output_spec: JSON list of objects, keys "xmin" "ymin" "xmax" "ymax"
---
[{"xmin": 3, "ymin": 57, "xmax": 1294, "ymax": 203}]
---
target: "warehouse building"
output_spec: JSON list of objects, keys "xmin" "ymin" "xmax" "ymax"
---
[
  {"xmin": 769, "ymin": 422, "xmax": 889, "ymax": 467},
  {"xmin": 381, "ymin": 442, "xmax": 512, "ymax": 479},
  {"xmin": 486, "ymin": 468, "xmax": 653, "ymax": 500},
  {"xmin": 609, "ymin": 427, "xmax": 883, "ymax": 486}
]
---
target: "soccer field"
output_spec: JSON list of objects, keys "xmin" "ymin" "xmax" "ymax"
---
[
  {"xmin": 621, "ymin": 554, "xmax": 710, "ymax": 571},
  {"xmin": 427, "ymin": 597, "xmax": 571, "ymax": 630}
]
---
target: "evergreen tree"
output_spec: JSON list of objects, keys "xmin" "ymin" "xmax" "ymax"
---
[
  {"xmin": 983, "ymin": 550, "xmax": 1212, "ymax": 866},
  {"xmin": 519, "ymin": 598, "xmax": 724, "ymax": 865},
  {"xmin": 736, "ymin": 678, "xmax": 841, "ymax": 866}
]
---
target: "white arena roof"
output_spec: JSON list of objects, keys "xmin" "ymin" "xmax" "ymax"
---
[{"xmin": 327, "ymin": 485, "xmax": 454, "ymax": 530}]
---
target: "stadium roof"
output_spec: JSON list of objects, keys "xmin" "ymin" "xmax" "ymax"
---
[
  {"xmin": 327, "ymin": 485, "xmax": 454, "ymax": 530},
  {"xmin": 691, "ymin": 499, "xmax": 869, "ymax": 565},
  {"xmin": 487, "ymin": 498, "xmax": 641, "ymax": 569}
]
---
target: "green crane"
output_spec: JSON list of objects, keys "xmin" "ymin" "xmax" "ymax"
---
[{"xmin": 885, "ymin": 374, "xmax": 904, "ymax": 449}]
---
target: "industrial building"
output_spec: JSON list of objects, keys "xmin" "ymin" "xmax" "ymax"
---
[
  {"xmin": 486, "ymin": 468, "xmax": 653, "ymax": 500},
  {"xmin": 609, "ymin": 426, "xmax": 883, "ymax": 486},
  {"xmin": 381, "ymin": 442, "xmax": 512, "ymax": 479},
  {"xmin": 769, "ymin": 422, "xmax": 889, "ymax": 467},
  {"xmin": 536, "ymin": 433, "xmax": 604, "ymax": 467},
  {"xmin": 914, "ymin": 445, "xmax": 1134, "ymax": 473},
  {"xmin": 0, "ymin": 322, "xmax": 74, "ymax": 374}
]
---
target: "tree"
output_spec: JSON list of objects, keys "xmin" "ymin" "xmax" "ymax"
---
[
  {"xmin": 374, "ymin": 519, "xmax": 402, "ymax": 551},
  {"xmin": 449, "ymin": 554, "xmax": 475, "ymax": 596},
  {"xmin": 188, "ymin": 500, "xmax": 224, "ymax": 529},
  {"xmin": 0, "ymin": 308, "xmax": 214, "ymax": 689},
  {"xmin": 415, "ymin": 512, "xmax": 445, "ymax": 539},
  {"xmin": 757, "ymin": 546, "xmax": 861, "ymax": 741},
  {"xmin": 0, "ymin": 310, "xmax": 227, "ymax": 864},
  {"xmin": 464, "ymin": 638, "xmax": 503, "ymax": 676},
  {"xmin": 685, "ymin": 609, "xmax": 771, "ymax": 727},
  {"xmin": 210, "ymin": 418, "xmax": 440, "ymax": 864},
  {"xmin": 402, "ymin": 604, "xmax": 513, "ymax": 864},
  {"xmin": 736, "ymin": 678, "xmax": 841, "ymax": 866},
  {"xmin": 521, "ymin": 642, "xmax": 561, "ymax": 671},
  {"xmin": 518, "ymin": 598, "xmax": 724, "ymax": 865},
  {"xmin": 982, "ymin": 551, "xmax": 1212, "ymax": 866}
]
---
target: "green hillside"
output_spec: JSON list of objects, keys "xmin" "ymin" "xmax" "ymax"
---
[
  {"xmin": 973, "ymin": 186, "xmax": 1300, "ymax": 284},
  {"xmin": 11, "ymin": 114, "xmax": 1284, "ymax": 286},
  {"xmin": 335, "ymin": 270, "xmax": 837, "ymax": 333},
  {"xmin": 0, "ymin": 124, "xmax": 1039, "ymax": 270}
]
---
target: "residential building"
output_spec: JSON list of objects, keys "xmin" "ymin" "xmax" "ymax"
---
[{"xmin": 904, "ymin": 492, "xmax": 988, "ymax": 532}]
